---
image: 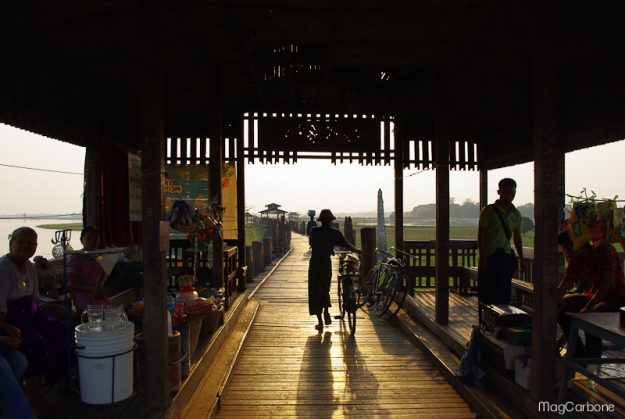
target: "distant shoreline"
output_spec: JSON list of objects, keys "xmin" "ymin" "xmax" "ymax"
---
[
  {"xmin": 0, "ymin": 213, "xmax": 82, "ymax": 220},
  {"xmin": 36, "ymin": 223, "xmax": 83, "ymax": 230}
]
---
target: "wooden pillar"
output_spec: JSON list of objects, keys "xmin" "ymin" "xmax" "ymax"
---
[
  {"xmin": 530, "ymin": 0, "xmax": 563, "ymax": 402},
  {"xmin": 236, "ymin": 120, "xmax": 246, "ymax": 258},
  {"xmin": 394, "ymin": 120, "xmax": 404, "ymax": 252},
  {"xmin": 140, "ymin": 0, "xmax": 168, "ymax": 406},
  {"xmin": 83, "ymin": 143, "xmax": 100, "ymax": 228},
  {"xmin": 209, "ymin": 65, "xmax": 224, "ymax": 291},
  {"xmin": 435, "ymin": 68, "xmax": 450, "ymax": 325},
  {"xmin": 236, "ymin": 119, "xmax": 246, "ymax": 291},
  {"xmin": 479, "ymin": 168, "xmax": 488, "ymax": 210}
]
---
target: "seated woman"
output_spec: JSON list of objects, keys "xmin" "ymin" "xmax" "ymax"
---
[
  {"xmin": 67, "ymin": 226, "xmax": 109, "ymax": 312},
  {"xmin": 556, "ymin": 231, "xmax": 625, "ymax": 357},
  {"xmin": 0, "ymin": 227, "xmax": 68, "ymax": 416},
  {"xmin": 1, "ymin": 325, "xmax": 36, "ymax": 419}
]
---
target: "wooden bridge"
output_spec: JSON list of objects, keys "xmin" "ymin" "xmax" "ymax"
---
[{"xmin": 214, "ymin": 233, "xmax": 474, "ymax": 418}]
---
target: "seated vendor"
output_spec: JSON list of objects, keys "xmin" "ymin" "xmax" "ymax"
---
[
  {"xmin": 1, "ymin": 325, "xmax": 36, "ymax": 419},
  {"xmin": 0, "ymin": 227, "xmax": 68, "ymax": 417},
  {"xmin": 556, "ymin": 231, "xmax": 625, "ymax": 357},
  {"xmin": 67, "ymin": 226, "xmax": 109, "ymax": 312}
]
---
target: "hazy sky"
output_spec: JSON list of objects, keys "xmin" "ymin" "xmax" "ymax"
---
[{"xmin": 1, "ymin": 123, "xmax": 624, "ymax": 216}]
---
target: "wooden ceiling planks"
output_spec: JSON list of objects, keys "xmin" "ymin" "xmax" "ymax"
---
[{"xmin": 1, "ymin": 1, "xmax": 625, "ymax": 171}]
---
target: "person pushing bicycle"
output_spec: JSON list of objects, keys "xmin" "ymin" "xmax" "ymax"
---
[{"xmin": 308, "ymin": 209, "xmax": 361, "ymax": 331}]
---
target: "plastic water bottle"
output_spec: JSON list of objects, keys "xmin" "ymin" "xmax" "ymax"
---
[{"xmin": 167, "ymin": 294, "xmax": 176, "ymax": 313}]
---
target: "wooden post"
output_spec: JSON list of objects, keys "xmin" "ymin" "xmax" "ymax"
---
[
  {"xmin": 479, "ymin": 169, "xmax": 488, "ymax": 210},
  {"xmin": 83, "ymin": 143, "xmax": 100, "ymax": 228},
  {"xmin": 209, "ymin": 65, "xmax": 224, "ymax": 291},
  {"xmin": 245, "ymin": 245, "xmax": 254, "ymax": 282},
  {"xmin": 263, "ymin": 237, "xmax": 273, "ymax": 265},
  {"xmin": 530, "ymin": 0, "xmax": 563, "ymax": 401},
  {"xmin": 140, "ymin": 0, "xmax": 169, "ymax": 406},
  {"xmin": 252, "ymin": 241, "xmax": 263, "ymax": 274},
  {"xmin": 435, "ymin": 67, "xmax": 450, "ymax": 325},
  {"xmin": 344, "ymin": 217, "xmax": 355, "ymax": 245},
  {"xmin": 394, "ymin": 120, "xmax": 404, "ymax": 252},
  {"xmin": 236, "ymin": 119, "xmax": 246, "ymax": 292},
  {"xmin": 361, "ymin": 227, "xmax": 376, "ymax": 280}
]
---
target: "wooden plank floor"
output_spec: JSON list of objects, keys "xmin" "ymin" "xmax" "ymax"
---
[
  {"xmin": 411, "ymin": 291, "xmax": 478, "ymax": 348},
  {"xmin": 217, "ymin": 234, "xmax": 475, "ymax": 418}
]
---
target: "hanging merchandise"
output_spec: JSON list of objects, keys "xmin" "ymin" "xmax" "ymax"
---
[
  {"xmin": 564, "ymin": 189, "xmax": 624, "ymax": 250},
  {"xmin": 166, "ymin": 200, "xmax": 200, "ymax": 233},
  {"xmin": 612, "ymin": 208, "xmax": 625, "ymax": 249},
  {"xmin": 566, "ymin": 219, "xmax": 591, "ymax": 250}
]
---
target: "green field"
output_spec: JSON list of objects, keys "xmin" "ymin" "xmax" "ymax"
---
[
  {"xmin": 37, "ymin": 223, "xmax": 83, "ymax": 230},
  {"xmin": 340, "ymin": 224, "xmax": 535, "ymax": 249},
  {"xmin": 245, "ymin": 225, "xmax": 265, "ymax": 246}
]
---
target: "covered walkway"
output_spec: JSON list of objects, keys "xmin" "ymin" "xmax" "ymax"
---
[{"xmin": 216, "ymin": 234, "xmax": 474, "ymax": 417}]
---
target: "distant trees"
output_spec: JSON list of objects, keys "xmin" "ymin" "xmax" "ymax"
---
[
  {"xmin": 516, "ymin": 203, "xmax": 534, "ymax": 219},
  {"xmin": 410, "ymin": 199, "xmax": 480, "ymax": 219},
  {"xmin": 408, "ymin": 200, "xmax": 535, "ymax": 225},
  {"xmin": 521, "ymin": 216, "xmax": 535, "ymax": 235}
]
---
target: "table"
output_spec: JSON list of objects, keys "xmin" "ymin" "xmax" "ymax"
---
[{"xmin": 558, "ymin": 312, "xmax": 625, "ymax": 402}]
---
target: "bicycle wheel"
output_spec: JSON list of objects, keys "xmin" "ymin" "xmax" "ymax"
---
[
  {"xmin": 346, "ymin": 284, "xmax": 357, "ymax": 335},
  {"xmin": 337, "ymin": 276, "xmax": 345, "ymax": 320},
  {"xmin": 388, "ymin": 272, "xmax": 409, "ymax": 319},
  {"xmin": 374, "ymin": 269, "xmax": 396, "ymax": 316},
  {"xmin": 359, "ymin": 267, "xmax": 379, "ymax": 308}
]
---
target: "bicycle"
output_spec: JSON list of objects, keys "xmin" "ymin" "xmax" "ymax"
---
[
  {"xmin": 334, "ymin": 250, "xmax": 361, "ymax": 335},
  {"xmin": 360, "ymin": 247, "xmax": 417, "ymax": 318}
]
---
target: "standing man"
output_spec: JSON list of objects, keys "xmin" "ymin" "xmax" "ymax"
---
[{"xmin": 478, "ymin": 178, "xmax": 525, "ymax": 312}]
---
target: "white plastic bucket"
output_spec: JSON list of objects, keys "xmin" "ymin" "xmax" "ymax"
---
[{"xmin": 75, "ymin": 321, "xmax": 135, "ymax": 404}]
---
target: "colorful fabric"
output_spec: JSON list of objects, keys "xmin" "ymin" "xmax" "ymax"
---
[
  {"xmin": 478, "ymin": 203, "xmax": 522, "ymax": 258},
  {"xmin": 67, "ymin": 253, "xmax": 108, "ymax": 311},
  {"xmin": 6, "ymin": 295, "xmax": 68, "ymax": 385},
  {"xmin": 561, "ymin": 244, "xmax": 625, "ymax": 302}
]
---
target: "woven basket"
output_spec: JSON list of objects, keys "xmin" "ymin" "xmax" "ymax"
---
[
  {"xmin": 187, "ymin": 312, "xmax": 205, "ymax": 356},
  {"xmin": 201, "ymin": 307, "xmax": 224, "ymax": 335}
]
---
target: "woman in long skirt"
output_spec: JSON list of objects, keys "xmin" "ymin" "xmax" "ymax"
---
[{"xmin": 308, "ymin": 209, "xmax": 361, "ymax": 331}]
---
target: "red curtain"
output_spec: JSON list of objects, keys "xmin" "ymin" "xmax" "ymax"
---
[{"xmin": 97, "ymin": 143, "xmax": 142, "ymax": 247}]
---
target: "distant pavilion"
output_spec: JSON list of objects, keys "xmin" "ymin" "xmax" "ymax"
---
[{"xmin": 259, "ymin": 203, "xmax": 287, "ymax": 219}]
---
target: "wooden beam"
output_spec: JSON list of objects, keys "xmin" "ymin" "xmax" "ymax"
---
[
  {"xmin": 140, "ymin": 0, "xmax": 169, "ymax": 407},
  {"xmin": 236, "ymin": 118, "xmax": 246, "ymax": 292},
  {"xmin": 394, "ymin": 119, "xmax": 404, "ymax": 252},
  {"xmin": 530, "ymin": 0, "xmax": 563, "ymax": 402},
  {"xmin": 435, "ymin": 67, "xmax": 450, "ymax": 325},
  {"xmin": 209, "ymin": 65, "xmax": 225, "ymax": 292},
  {"xmin": 479, "ymin": 168, "xmax": 488, "ymax": 210}
]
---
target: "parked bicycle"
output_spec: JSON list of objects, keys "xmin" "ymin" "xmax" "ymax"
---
[
  {"xmin": 335, "ymin": 250, "xmax": 361, "ymax": 335},
  {"xmin": 360, "ymin": 247, "xmax": 417, "ymax": 318}
]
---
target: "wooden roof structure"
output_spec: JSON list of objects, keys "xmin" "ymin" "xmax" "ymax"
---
[
  {"xmin": 2, "ymin": 1, "xmax": 625, "ymax": 169},
  {"xmin": 3, "ymin": 0, "xmax": 625, "ymax": 411}
]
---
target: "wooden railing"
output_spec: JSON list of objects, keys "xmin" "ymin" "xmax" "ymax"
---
[
  {"xmin": 401, "ymin": 240, "xmax": 547, "ymax": 296},
  {"xmin": 403, "ymin": 240, "xmax": 478, "ymax": 294}
]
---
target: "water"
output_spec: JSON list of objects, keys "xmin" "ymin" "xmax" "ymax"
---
[{"xmin": 0, "ymin": 218, "xmax": 83, "ymax": 259}]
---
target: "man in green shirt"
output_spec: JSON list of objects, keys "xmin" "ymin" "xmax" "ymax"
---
[{"xmin": 478, "ymin": 178, "xmax": 525, "ymax": 311}]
